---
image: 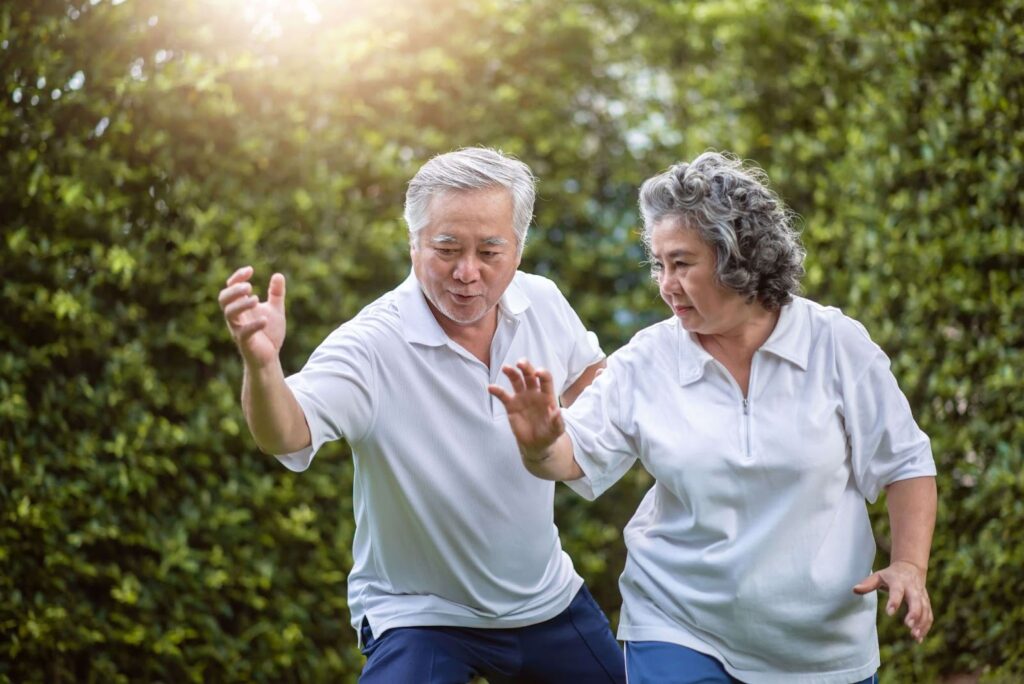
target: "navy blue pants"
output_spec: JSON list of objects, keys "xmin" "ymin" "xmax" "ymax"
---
[
  {"xmin": 358, "ymin": 585, "xmax": 625, "ymax": 683},
  {"xmin": 626, "ymin": 641, "xmax": 879, "ymax": 684}
]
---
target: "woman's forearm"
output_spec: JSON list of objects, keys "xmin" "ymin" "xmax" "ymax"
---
[
  {"xmin": 886, "ymin": 476, "xmax": 938, "ymax": 574},
  {"xmin": 521, "ymin": 433, "xmax": 584, "ymax": 482}
]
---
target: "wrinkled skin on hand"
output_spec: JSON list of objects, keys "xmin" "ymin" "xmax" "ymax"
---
[{"xmin": 854, "ymin": 559, "xmax": 933, "ymax": 643}]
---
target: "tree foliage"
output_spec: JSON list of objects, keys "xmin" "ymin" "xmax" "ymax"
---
[
  {"xmin": 2, "ymin": 0, "xmax": 1021, "ymax": 681},
  {"xmin": 583, "ymin": 2, "xmax": 1024, "ymax": 679}
]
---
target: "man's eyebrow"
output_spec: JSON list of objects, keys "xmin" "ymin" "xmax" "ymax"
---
[
  {"xmin": 481, "ymin": 237, "xmax": 510, "ymax": 247},
  {"xmin": 428, "ymin": 234, "xmax": 459, "ymax": 245}
]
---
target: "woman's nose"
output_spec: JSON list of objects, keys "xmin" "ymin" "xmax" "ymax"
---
[{"xmin": 659, "ymin": 274, "xmax": 681, "ymax": 296}]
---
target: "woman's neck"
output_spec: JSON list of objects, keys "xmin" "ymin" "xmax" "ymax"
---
[
  {"xmin": 697, "ymin": 306, "xmax": 780, "ymax": 395},
  {"xmin": 700, "ymin": 305, "xmax": 778, "ymax": 354}
]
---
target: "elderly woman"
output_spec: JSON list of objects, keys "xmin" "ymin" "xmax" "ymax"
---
[{"xmin": 488, "ymin": 152, "xmax": 937, "ymax": 683}]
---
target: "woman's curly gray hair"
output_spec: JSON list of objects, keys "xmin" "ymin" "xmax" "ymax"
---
[{"xmin": 638, "ymin": 151, "xmax": 805, "ymax": 311}]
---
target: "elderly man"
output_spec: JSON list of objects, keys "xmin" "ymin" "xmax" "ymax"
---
[{"xmin": 218, "ymin": 148, "xmax": 624, "ymax": 683}]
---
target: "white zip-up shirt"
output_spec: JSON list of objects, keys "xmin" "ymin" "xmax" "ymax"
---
[
  {"xmin": 277, "ymin": 271, "xmax": 603, "ymax": 644},
  {"xmin": 564, "ymin": 296, "xmax": 935, "ymax": 684}
]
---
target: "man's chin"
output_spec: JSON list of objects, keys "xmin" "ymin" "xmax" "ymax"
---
[
  {"xmin": 423, "ymin": 291, "xmax": 491, "ymax": 327},
  {"xmin": 439, "ymin": 307, "xmax": 487, "ymax": 326}
]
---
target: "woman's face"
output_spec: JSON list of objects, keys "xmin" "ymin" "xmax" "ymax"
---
[{"xmin": 649, "ymin": 217, "xmax": 752, "ymax": 336}]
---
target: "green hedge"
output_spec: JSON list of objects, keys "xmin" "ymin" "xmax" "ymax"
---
[
  {"xmin": 580, "ymin": 1, "xmax": 1024, "ymax": 679},
  {"xmin": 2, "ymin": 0, "xmax": 1021, "ymax": 681}
]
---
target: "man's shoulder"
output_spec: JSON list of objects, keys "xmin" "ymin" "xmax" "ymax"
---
[
  {"xmin": 513, "ymin": 271, "xmax": 565, "ymax": 300},
  {"xmin": 511, "ymin": 271, "xmax": 580, "ymax": 322},
  {"xmin": 510, "ymin": 272, "xmax": 594, "ymax": 343},
  {"xmin": 322, "ymin": 287, "xmax": 404, "ymax": 349}
]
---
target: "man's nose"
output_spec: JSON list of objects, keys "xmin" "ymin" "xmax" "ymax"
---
[{"xmin": 453, "ymin": 255, "xmax": 481, "ymax": 282}]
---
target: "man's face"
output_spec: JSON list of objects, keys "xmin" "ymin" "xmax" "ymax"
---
[{"xmin": 411, "ymin": 187, "xmax": 522, "ymax": 328}]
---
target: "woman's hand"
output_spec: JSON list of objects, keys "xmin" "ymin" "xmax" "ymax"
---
[
  {"xmin": 853, "ymin": 560, "xmax": 933, "ymax": 642},
  {"xmin": 488, "ymin": 359, "xmax": 565, "ymax": 462}
]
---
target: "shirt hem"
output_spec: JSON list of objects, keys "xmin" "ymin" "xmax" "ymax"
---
[
  {"xmin": 357, "ymin": 575, "xmax": 584, "ymax": 647},
  {"xmin": 619, "ymin": 625, "xmax": 879, "ymax": 684}
]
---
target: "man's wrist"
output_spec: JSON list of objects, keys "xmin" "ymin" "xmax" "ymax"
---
[{"xmin": 244, "ymin": 354, "xmax": 283, "ymax": 377}]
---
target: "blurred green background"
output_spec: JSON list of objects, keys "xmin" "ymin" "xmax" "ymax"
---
[{"xmin": 2, "ymin": 0, "xmax": 1022, "ymax": 681}]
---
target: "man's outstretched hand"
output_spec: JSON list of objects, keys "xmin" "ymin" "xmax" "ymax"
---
[{"xmin": 218, "ymin": 266, "xmax": 287, "ymax": 368}]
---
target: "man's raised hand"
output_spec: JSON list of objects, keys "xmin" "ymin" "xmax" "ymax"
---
[{"xmin": 218, "ymin": 266, "xmax": 287, "ymax": 367}]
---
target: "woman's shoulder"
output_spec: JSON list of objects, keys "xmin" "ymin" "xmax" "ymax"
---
[
  {"xmin": 609, "ymin": 317, "xmax": 679, "ymax": 366},
  {"xmin": 628, "ymin": 316, "xmax": 678, "ymax": 346},
  {"xmin": 792, "ymin": 296, "xmax": 885, "ymax": 361}
]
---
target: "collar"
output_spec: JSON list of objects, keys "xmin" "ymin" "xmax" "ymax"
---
[
  {"xmin": 676, "ymin": 322, "xmax": 715, "ymax": 386},
  {"xmin": 759, "ymin": 297, "xmax": 811, "ymax": 370},
  {"xmin": 394, "ymin": 270, "xmax": 531, "ymax": 346},
  {"xmin": 675, "ymin": 297, "xmax": 810, "ymax": 385}
]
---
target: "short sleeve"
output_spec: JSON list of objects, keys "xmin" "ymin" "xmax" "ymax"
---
[
  {"xmin": 562, "ymin": 358, "xmax": 639, "ymax": 500},
  {"xmin": 276, "ymin": 326, "xmax": 377, "ymax": 472},
  {"xmin": 836, "ymin": 318, "xmax": 936, "ymax": 502}
]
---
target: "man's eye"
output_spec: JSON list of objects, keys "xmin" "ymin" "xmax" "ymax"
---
[
  {"xmin": 650, "ymin": 262, "xmax": 663, "ymax": 272},
  {"xmin": 436, "ymin": 248, "xmax": 457, "ymax": 256},
  {"xmin": 480, "ymin": 251, "xmax": 500, "ymax": 258}
]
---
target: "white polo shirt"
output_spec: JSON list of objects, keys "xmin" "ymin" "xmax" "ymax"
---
[
  {"xmin": 277, "ymin": 271, "xmax": 603, "ymax": 643},
  {"xmin": 564, "ymin": 296, "xmax": 935, "ymax": 684}
]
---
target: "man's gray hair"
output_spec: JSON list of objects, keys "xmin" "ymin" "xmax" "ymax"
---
[
  {"xmin": 638, "ymin": 151, "xmax": 805, "ymax": 311},
  {"xmin": 404, "ymin": 147, "xmax": 536, "ymax": 255}
]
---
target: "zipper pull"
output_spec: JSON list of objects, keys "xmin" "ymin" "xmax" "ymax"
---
[{"xmin": 743, "ymin": 398, "xmax": 749, "ymax": 415}]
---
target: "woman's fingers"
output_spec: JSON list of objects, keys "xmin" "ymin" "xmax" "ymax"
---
[
  {"xmin": 487, "ymin": 384, "xmax": 512, "ymax": 406},
  {"xmin": 537, "ymin": 368, "xmax": 556, "ymax": 399},
  {"xmin": 501, "ymin": 364, "xmax": 527, "ymax": 394},
  {"xmin": 517, "ymin": 359, "xmax": 539, "ymax": 390}
]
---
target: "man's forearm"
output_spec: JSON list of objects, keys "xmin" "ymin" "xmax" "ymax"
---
[
  {"xmin": 886, "ymin": 476, "xmax": 937, "ymax": 573},
  {"xmin": 522, "ymin": 433, "xmax": 584, "ymax": 482},
  {"xmin": 560, "ymin": 359, "xmax": 606, "ymax": 408},
  {"xmin": 241, "ymin": 359, "xmax": 311, "ymax": 455}
]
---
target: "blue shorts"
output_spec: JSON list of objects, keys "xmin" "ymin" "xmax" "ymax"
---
[
  {"xmin": 358, "ymin": 585, "xmax": 625, "ymax": 683},
  {"xmin": 625, "ymin": 641, "xmax": 879, "ymax": 684}
]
